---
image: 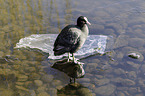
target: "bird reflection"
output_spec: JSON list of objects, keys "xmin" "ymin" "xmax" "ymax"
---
[
  {"xmin": 51, "ymin": 59, "xmax": 85, "ymax": 83},
  {"xmin": 57, "ymin": 83, "xmax": 93, "ymax": 96}
]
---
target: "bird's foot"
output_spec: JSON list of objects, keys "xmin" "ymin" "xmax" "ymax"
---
[{"xmin": 73, "ymin": 59, "xmax": 84, "ymax": 65}]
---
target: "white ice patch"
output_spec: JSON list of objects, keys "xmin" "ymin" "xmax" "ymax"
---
[{"xmin": 15, "ymin": 34, "xmax": 113, "ymax": 59}]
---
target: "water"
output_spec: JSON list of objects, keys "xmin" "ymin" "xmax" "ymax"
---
[{"xmin": 1, "ymin": 0, "xmax": 145, "ymax": 96}]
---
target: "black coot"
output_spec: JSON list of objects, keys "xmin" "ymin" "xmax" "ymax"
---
[{"xmin": 53, "ymin": 16, "xmax": 91, "ymax": 62}]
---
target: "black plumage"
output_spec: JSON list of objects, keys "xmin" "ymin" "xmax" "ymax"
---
[{"xmin": 53, "ymin": 16, "xmax": 91, "ymax": 62}]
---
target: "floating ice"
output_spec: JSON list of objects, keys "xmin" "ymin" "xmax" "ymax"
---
[{"xmin": 15, "ymin": 34, "xmax": 113, "ymax": 59}]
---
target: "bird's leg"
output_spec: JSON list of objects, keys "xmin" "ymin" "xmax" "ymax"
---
[
  {"xmin": 70, "ymin": 78, "xmax": 72, "ymax": 83},
  {"xmin": 67, "ymin": 53, "xmax": 70, "ymax": 62},
  {"xmin": 74, "ymin": 78, "xmax": 76, "ymax": 83},
  {"xmin": 72, "ymin": 53, "xmax": 75, "ymax": 62}
]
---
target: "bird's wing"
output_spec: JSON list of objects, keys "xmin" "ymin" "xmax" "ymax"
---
[{"xmin": 54, "ymin": 26, "xmax": 80, "ymax": 51}]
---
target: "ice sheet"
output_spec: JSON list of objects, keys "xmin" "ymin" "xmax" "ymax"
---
[{"xmin": 15, "ymin": 34, "xmax": 113, "ymax": 59}]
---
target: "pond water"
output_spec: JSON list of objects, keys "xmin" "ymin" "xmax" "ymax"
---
[{"xmin": 1, "ymin": 0, "xmax": 145, "ymax": 96}]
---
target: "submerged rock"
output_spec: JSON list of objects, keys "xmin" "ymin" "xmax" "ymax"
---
[
  {"xmin": 127, "ymin": 51, "xmax": 144, "ymax": 61},
  {"xmin": 94, "ymin": 84, "xmax": 116, "ymax": 96},
  {"xmin": 52, "ymin": 59, "xmax": 85, "ymax": 79},
  {"xmin": 128, "ymin": 53, "xmax": 140, "ymax": 59},
  {"xmin": 113, "ymin": 35, "xmax": 129, "ymax": 49},
  {"xmin": 34, "ymin": 80, "xmax": 43, "ymax": 87}
]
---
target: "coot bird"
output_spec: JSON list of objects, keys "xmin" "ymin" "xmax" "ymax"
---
[{"xmin": 53, "ymin": 16, "xmax": 91, "ymax": 62}]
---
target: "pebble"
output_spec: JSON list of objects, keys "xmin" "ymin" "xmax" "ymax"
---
[
  {"xmin": 41, "ymin": 74, "xmax": 54, "ymax": 83},
  {"xmin": 127, "ymin": 51, "xmax": 144, "ymax": 62},
  {"xmin": 37, "ymin": 92, "xmax": 50, "ymax": 96},
  {"xmin": 94, "ymin": 84, "xmax": 116, "ymax": 96},
  {"xmin": 94, "ymin": 78, "xmax": 110, "ymax": 86},
  {"xmin": 34, "ymin": 80, "xmax": 43, "ymax": 87},
  {"xmin": 77, "ymin": 88, "xmax": 93, "ymax": 96},
  {"xmin": 113, "ymin": 35, "xmax": 129, "ymax": 49},
  {"xmin": 17, "ymin": 74, "xmax": 28, "ymax": 81}
]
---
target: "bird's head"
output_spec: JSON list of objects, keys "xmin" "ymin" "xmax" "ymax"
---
[{"xmin": 77, "ymin": 16, "xmax": 91, "ymax": 27}]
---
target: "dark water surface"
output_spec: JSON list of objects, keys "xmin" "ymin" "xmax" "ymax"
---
[{"xmin": 1, "ymin": 0, "xmax": 145, "ymax": 96}]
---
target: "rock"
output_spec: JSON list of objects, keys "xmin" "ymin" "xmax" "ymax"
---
[
  {"xmin": 116, "ymin": 52, "xmax": 124, "ymax": 60},
  {"xmin": 114, "ymin": 68, "xmax": 125, "ymax": 75},
  {"xmin": 34, "ymin": 80, "xmax": 43, "ymax": 87},
  {"xmin": 126, "ymin": 61, "xmax": 140, "ymax": 69},
  {"xmin": 16, "ymin": 82, "xmax": 24, "ymax": 86},
  {"xmin": 51, "ymin": 80, "xmax": 62, "ymax": 87},
  {"xmin": 24, "ymin": 81, "xmax": 34, "ymax": 89},
  {"xmin": 17, "ymin": 74, "xmax": 28, "ymax": 81},
  {"xmin": 113, "ymin": 35, "xmax": 129, "ymax": 49},
  {"xmin": 121, "ymin": 47, "xmax": 137, "ymax": 54},
  {"xmin": 24, "ymin": 67, "xmax": 36, "ymax": 73},
  {"xmin": 29, "ymin": 73, "xmax": 41, "ymax": 80},
  {"xmin": 128, "ymin": 38, "xmax": 145, "ymax": 48},
  {"xmin": 104, "ymin": 28, "xmax": 115, "ymax": 35},
  {"xmin": 48, "ymin": 88, "xmax": 57, "ymax": 96},
  {"xmin": 127, "ymin": 51, "xmax": 144, "ymax": 62},
  {"xmin": 94, "ymin": 84, "xmax": 116, "ymax": 96},
  {"xmin": 128, "ymin": 87, "xmax": 138, "ymax": 94},
  {"xmin": 41, "ymin": 74, "xmax": 54, "ymax": 83},
  {"xmin": 77, "ymin": 88, "xmax": 93, "ymax": 96},
  {"xmin": 94, "ymin": 78, "xmax": 110, "ymax": 86},
  {"xmin": 15, "ymin": 85, "xmax": 29, "ymax": 91},
  {"xmin": 29, "ymin": 90, "xmax": 36, "ymax": 96},
  {"xmin": 140, "ymin": 64, "xmax": 145, "ymax": 74},
  {"xmin": 118, "ymin": 92, "xmax": 125, "ymax": 96},
  {"xmin": 122, "ymin": 79, "xmax": 136, "ymax": 86},
  {"xmin": 0, "ymin": 89, "xmax": 14, "ymax": 96},
  {"xmin": 135, "ymin": 94, "xmax": 144, "ymax": 96},
  {"xmin": 128, "ymin": 53, "xmax": 140, "ymax": 59},
  {"xmin": 37, "ymin": 92, "xmax": 50, "ymax": 96},
  {"xmin": 127, "ymin": 71, "xmax": 136, "ymax": 79},
  {"xmin": 36, "ymin": 86, "xmax": 46, "ymax": 93},
  {"xmin": 78, "ymin": 78, "xmax": 91, "ymax": 83},
  {"xmin": 0, "ymin": 51, "xmax": 4, "ymax": 58},
  {"xmin": 111, "ymin": 78, "xmax": 135, "ymax": 86}
]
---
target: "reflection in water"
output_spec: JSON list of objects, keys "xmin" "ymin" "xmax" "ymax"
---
[{"xmin": 57, "ymin": 83, "xmax": 93, "ymax": 96}]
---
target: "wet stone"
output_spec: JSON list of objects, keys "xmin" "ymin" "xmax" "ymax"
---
[
  {"xmin": 17, "ymin": 74, "xmax": 28, "ymax": 81},
  {"xmin": 78, "ymin": 78, "xmax": 91, "ymax": 83},
  {"xmin": 37, "ymin": 92, "xmax": 50, "ymax": 96},
  {"xmin": 77, "ymin": 88, "xmax": 93, "ymax": 96},
  {"xmin": 116, "ymin": 52, "xmax": 124, "ymax": 60},
  {"xmin": 0, "ymin": 89, "xmax": 14, "ymax": 96},
  {"xmin": 118, "ymin": 91, "xmax": 125, "ymax": 96},
  {"xmin": 127, "ymin": 51, "xmax": 144, "ymax": 62},
  {"xmin": 16, "ymin": 85, "xmax": 29, "ymax": 91},
  {"xmin": 113, "ymin": 35, "xmax": 129, "ymax": 49},
  {"xmin": 24, "ymin": 67, "xmax": 36, "ymax": 73},
  {"xmin": 0, "ymin": 51, "xmax": 4, "ymax": 58},
  {"xmin": 122, "ymin": 79, "xmax": 136, "ymax": 86},
  {"xmin": 94, "ymin": 84, "xmax": 116, "ymax": 96},
  {"xmin": 51, "ymin": 80, "xmax": 62, "ymax": 87},
  {"xmin": 36, "ymin": 86, "xmax": 46, "ymax": 93},
  {"xmin": 16, "ymin": 82, "xmax": 24, "ymax": 86},
  {"xmin": 34, "ymin": 80, "xmax": 43, "ymax": 87},
  {"xmin": 128, "ymin": 38, "xmax": 145, "ymax": 48},
  {"xmin": 126, "ymin": 61, "xmax": 140, "ymax": 70},
  {"xmin": 93, "ymin": 78, "xmax": 110, "ymax": 86},
  {"xmin": 29, "ymin": 73, "xmax": 41, "ymax": 80},
  {"xmin": 127, "ymin": 71, "xmax": 137, "ymax": 79},
  {"xmin": 29, "ymin": 90, "xmax": 36, "ymax": 96},
  {"xmin": 141, "ymin": 64, "xmax": 145, "ymax": 73},
  {"xmin": 114, "ymin": 68, "xmax": 125, "ymax": 76},
  {"xmin": 41, "ymin": 74, "xmax": 54, "ymax": 83},
  {"xmin": 24, "ymin": 81, "xmax": 34, "ymax": 89}
]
